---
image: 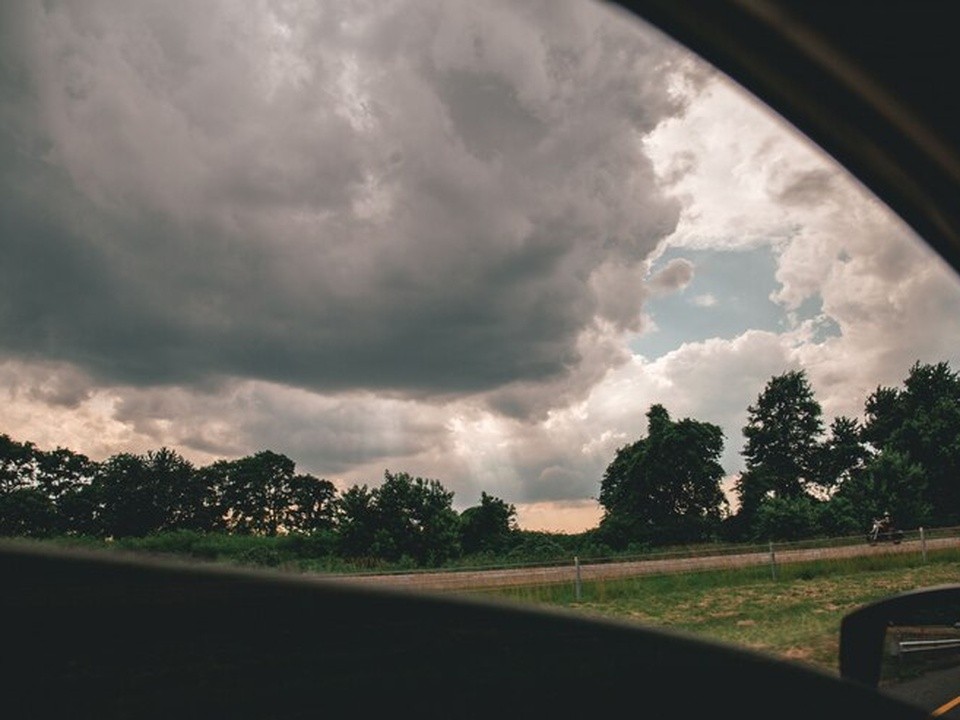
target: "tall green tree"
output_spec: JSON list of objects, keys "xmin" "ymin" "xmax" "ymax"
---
[
  {"xmin": 335, "ymin": 471, "xmax": 461, "ymax": 566},
  {"xmin": 87, "ymin": 448, "xmax": 197, "ymax": 537},
  {"xmin": 810, "ymin": 415, "xmax": 873, "ymax": 537},
  {"xmin": 149, "ymin": 447, "xmax": 210, "ymax": 532},
  {"xmin": 285, "ymin": 473, "xmax": 338, "ymax": 535},
  {"xmin": 828, "ymin": 449, "xmax": 931, "ymax": 533},
  {"xmin": 862, "ymin": 360, "xmax": 960, "ymax": 524},
  {"xmin": 0, "ymin": 436, "xmax": 96, "ymax": 536},
  {"xmin": 196, "ymin": 451, "xmax": 338, "ymax": 536},
  {"xmin": 372, "ymin": 470, "xmax": 461, "ymax": 566},
  {"xmin": 335, "ymin": 483, "xmax": 378, "ymax": 559},
  {"xmin": 459, "ymin": 492, "xmax": 518, "ymax": 555},
  {"xmin": 0, "ymin": 434, "xmax": 37, "ymax": 494},
  {"xmin": 216, "ymin": 451, "xmax": 299, "ymax": 536},
  {"xmin": 88, "ymin": 452, "xmax": 161, "ymax": 537},
  {"xmin": 35, "ymin": 445, "xmax": 98, "ymax": 534},
  {"xmin": 735, "ymin": 370, "xmax": 824, "ymax": 536},
  {"xmin": 598, "ymin": 404, "xmax": 727, "ymax": 547},
  {"xmin": 817, "ymin": 416, "xmax": 869, "ymax": 489}
]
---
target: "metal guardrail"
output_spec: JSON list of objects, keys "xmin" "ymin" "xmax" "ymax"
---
[{"xmin": 898, "ymin": 639, "xmax": 960, "ymax": 655}]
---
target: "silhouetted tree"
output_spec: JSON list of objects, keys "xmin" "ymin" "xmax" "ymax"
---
[
  {"xmin": 87, "ymin": 448, "xmax": 197, "ymax": 537},
  {"xmin": 216, "ymin": 451, "xmax": 299, "ymax": 536},
  {"xmin": 372, "ymin": 470, "xmax": 461, "ymax": 566},
  {"xmin": 0, "ymin": 434, "xmax": 37, "ymax": 494},
  {"xmin": 335, "ymin": 484, "xmax": 378, "ymax": 559},
  {"xmin": 862, "ymin": 361, "xmax": 960, "ymax": 524},
  {"xmin": 817, "ymin": 416, "xmax": 868, "ymax": 489},
  {"xmin": 285, "ymin": 473, "xmax": 338, "ymax": 535},
  {"xmin": 0, "ymin": 436, "xmax": 96, "ymax": 536},
  {"xmin": 459, "ymin": 492, "xmax": 518, "ymax": 555},
  {"xmin": 735, "ymin": 370, "xmax": 824, "ymax": 537},
  {"xmin": 598, "ymin": 404, "xmax": 727, "ymax": 547},
  {"xmin": 828, "ymin": 449, "xmax": 931, "ymax": 533}
]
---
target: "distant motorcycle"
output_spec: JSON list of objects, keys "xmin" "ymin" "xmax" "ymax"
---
[{"xmin": 867, "ymin": 518, "xmax": 904, "ymax": 545}]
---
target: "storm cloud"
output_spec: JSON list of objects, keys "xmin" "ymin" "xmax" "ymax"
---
[{"xmin": 0, "ymin": 0, "xmax": 698, "ymax": 404}]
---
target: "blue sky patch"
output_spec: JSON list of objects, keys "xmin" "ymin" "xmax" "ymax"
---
[{"xmin": 633, "ymin": 245, "xmax": 789, "ymax": 358}]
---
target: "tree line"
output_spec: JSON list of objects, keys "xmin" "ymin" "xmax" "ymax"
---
[
  {"xmin": 597, "ymin": 360, "xmax": 960, "ymax": 548},
  {"xmin": 0, "ymin": 440, "xmax": 520, "ymax": 566},
  {"xmin": 2, "ymin": 359, "xmax": 960, "ymax": 565}
]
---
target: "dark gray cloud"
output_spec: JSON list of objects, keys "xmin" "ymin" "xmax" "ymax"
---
[
  {"xmin": 0, "ymin": 1, "xmax": 702, "ymax": 415},
  {"xmin": 533, "ymin": 465, "xmax": 592, "ymax": 502},
  {"xmin": 109, "ymin": 382, "xmax": 449, "ymax": 477},
  {"xmin": 648, "ymin": 257, "xmax": 694, "ymax": 294}
]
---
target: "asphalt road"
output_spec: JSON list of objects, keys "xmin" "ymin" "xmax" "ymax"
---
[
  {"xmin": 882, "ymin": 663, "xmax": 960, "ymax": 716},
  {"xmin": 325, "ymin": 536, "xmax": 960, "ymax": 593}
]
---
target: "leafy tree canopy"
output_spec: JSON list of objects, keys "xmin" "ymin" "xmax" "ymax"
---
[
  {"xmin": 862, "ymin": 360, "xmax": 960, "ymax": 524},
  {"xmin": 337, "ymin": 471, "xmax": 461, "ymax": 566},
  {"xmin": 740, "ymin": 369, "xmax": 824, "ymax": 498},
  {"xmin": 598, "ymin": 404, "xmax": 727, "ymax": 547},
  {"xmin": 459, "ymin": 491, "xmax": 518, "ymax": 555}
]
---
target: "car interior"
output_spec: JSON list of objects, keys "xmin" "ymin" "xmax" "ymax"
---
[{"xmin": 3, "ymin": 1, "xmax": 958, "ymax": 718}]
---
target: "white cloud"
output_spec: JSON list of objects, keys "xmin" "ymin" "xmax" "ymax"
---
[{"xmin": 645, "ymin": 74, "xmax": 846, "ymax": 253}]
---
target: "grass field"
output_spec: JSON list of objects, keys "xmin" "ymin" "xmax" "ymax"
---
[{"xmin": 461, "ymin": 548, "xmax": 960, "ymax": 675}]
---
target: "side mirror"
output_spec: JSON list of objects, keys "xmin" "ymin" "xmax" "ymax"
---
[{"xmin": 840, "ymin": 585, "xmax": 960, "ymax": 702}]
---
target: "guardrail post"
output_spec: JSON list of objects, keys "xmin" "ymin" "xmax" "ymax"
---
[
  {"xmin": 920, "ymin": 527, "xmax": 927, "ymax": 563},
  {"xmin": 574, "ymin": 556, "xmax": 582, "ymax": 601},
  {"xmin": 769, "ymin": 541, "xmax": 778, "ymax": 581}
]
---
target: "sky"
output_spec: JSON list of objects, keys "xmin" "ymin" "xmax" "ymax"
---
[{"xmin": 3, "ymin": 0, "xmax": 960, "ymax": 534}]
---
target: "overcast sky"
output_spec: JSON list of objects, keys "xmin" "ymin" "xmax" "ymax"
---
[{"xmin": 3, "ymin": 0, "xmax": 960, "ymax": 533}]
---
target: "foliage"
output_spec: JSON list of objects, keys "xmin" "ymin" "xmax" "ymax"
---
[
  {"xmin": 816, "ymin": 416, "xmax": 869, "ymax": 489},
  {"xmin": 734, "ymin": 362, "xmax": 960, "ymax": 539},
  {"xmin": 0, "ymin": 434, "xmax": 35, "ymax": 493},
  {"xmin": 334, "ymin": 483, "xmax": 378, "ymax": 558},
  {"xmin": 750, "ymin": 495, "xmax": 823, "ymax": 541},
  {"xmin": 862, "ymin": 361, "xmax": 960, "ymax": 525},
  {"xmin": 598, "ymin": 404, "xmax": 727, "ymax": 548},
  {"xmin": 504, "ymin": 531, "xmax": 569, "ymax": 563},
  {"xmin": 337, "ymin": 470, "xmax": 461, "ymax": 566},
  {"xmin": 459, "ymin": 492, "xmax": 518, "ymax": 555},
  {"xmin": 86, "ymin": 449, "xmax": 199, "ymax": 538},
  {"xmin": 0, "ymin": 435, "xmax": 96, "ymax": 535},
  {"xmin": 831, "ymin": 450, "xmax": 931, "ymax": 531},
  {"xmin": 737, "ymin": 370, "xmax": 824, "ymax": 518},
  {"xmin": 0, "ymin": 488, "xmax": 58, "ymax": 537},
  {"xmin": 215, "ymin": 451, "xmax": 297, "ymax": 535},
  {"xmin": 376, "ymin": 470, "xmax": 461, "ymax": 565}
]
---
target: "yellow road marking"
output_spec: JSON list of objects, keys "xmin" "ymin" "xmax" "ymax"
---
[{"xmin": 933, "ymin": 695, "xmax": 960, "ymax": 716}]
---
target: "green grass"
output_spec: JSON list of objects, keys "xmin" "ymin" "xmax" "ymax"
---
[{"xmin": 461, "ymin": 548, "xmax": 960, "ymax": 675}]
